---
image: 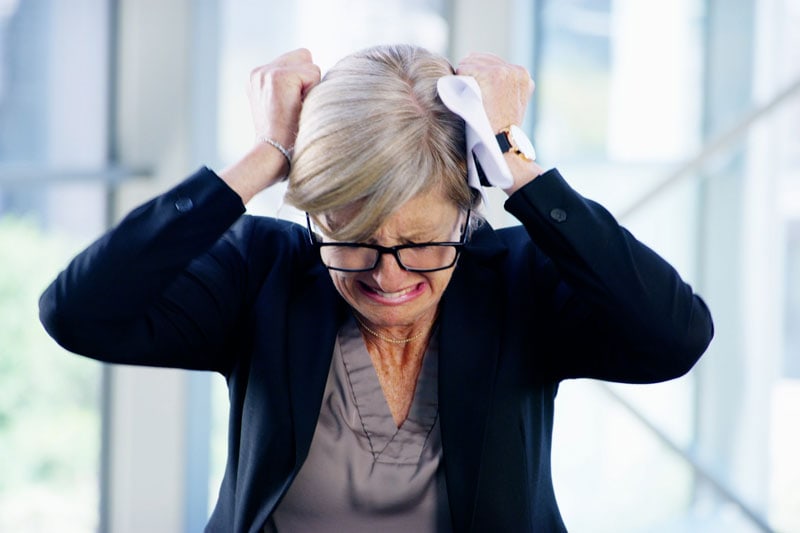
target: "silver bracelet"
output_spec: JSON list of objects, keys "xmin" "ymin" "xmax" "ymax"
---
[{"xmin": 259, "ymin": 136, "xmax": 293, "ymax": 172}]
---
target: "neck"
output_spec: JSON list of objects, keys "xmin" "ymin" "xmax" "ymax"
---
[
  {"xmin": 353, "ymin": 309, "xmax": 439, "ymax": 348},
  {"xmin": 355, "ymin": 316, "xmax": 427, "ymax": 344},
  {"xmin": 354, "ymin": 312, "xmax": 436, "ymax": 363},
  {"xmin": 353, "ymin": 312, "xmax": 436, "ymax": 428}
]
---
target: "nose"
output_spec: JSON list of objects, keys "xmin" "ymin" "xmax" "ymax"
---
[{"xmin": 370, "ymin": 251, "xmax": 410, "ymax": 291}]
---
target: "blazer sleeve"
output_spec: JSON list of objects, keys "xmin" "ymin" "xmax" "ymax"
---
[
  {"xmin": 503, "ymin": 168, "xmax": 714, "ymax": 384},
  {"xmin": 39, "ymin": 167, "xmax": 256, "ymax": 374}
]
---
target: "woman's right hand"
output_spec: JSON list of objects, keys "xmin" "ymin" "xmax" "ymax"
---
[
  {"xmin": 222, "ymin": 49, "xmax": 321, "ymax": 204},
  {"xmin": 247, "ymin": 48, "xmax": 321, "ymax": 156}
]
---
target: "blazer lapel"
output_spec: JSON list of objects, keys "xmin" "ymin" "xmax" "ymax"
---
[
  {"xmin": 438, "ymin": 225, "xmax": 507, "ymax": 531},
  {"xmin": 286, "ymin": 262, "xmax": 348, "ymax": 463}
]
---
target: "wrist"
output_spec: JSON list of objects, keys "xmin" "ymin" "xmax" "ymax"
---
[
  {"xmin": 220, "ymin": 142, "xmax": 289, "ymax": 204},
  {"xmin": 502, "ymin": 155, "xmax": 545, "ymax": 196},
  {"xmin": 493, "ymin": 123, "xmax": 542, "ymax": 195},
  {"xmin": 257, "ymin": 136, "xmax": 293, "ymax": 174}
]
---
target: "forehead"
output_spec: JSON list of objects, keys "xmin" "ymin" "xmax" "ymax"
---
[
  {"xmin": 373, "ymin": 194, "xmax": 458, "ymax": 244},
  {"xmin": 324, "ymin": 188, "xmax": 460, "ymax": 240},
  {"xmin": 381, "ymin": 192, "xmax": 459, "ymax": 235}
]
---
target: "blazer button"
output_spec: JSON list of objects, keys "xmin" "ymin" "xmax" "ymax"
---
[
  {"xmin": 175, "ymin": 197, "xmax": 194, "ymax": 212},
  {"xmin": 549, "ymin": 208, "xmax": 567, "ymax": 223}
]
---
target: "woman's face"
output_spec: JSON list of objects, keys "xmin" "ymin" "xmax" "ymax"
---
[{"xmin": 324, "ymin": 190, "xmax": 465, "ymax": 331}]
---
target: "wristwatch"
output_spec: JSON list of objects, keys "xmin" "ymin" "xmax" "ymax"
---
[{"xmin": 496, "ymin": 125, "xmax": 536, "ymax": 162}]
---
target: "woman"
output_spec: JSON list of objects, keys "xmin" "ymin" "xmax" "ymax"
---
[{"xmin": 39, "ymin": 45, "xmax": 713, "ymax": 532}]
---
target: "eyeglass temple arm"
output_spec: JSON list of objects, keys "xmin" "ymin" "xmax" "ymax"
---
[{"xmin": 305, "ymin": 212, "xmax": 317, "ymax": 245}]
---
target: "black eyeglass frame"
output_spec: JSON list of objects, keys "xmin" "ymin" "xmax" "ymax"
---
[{"xmin": 305, "ymin": 210, "xmax": 471, "ymax": 273}]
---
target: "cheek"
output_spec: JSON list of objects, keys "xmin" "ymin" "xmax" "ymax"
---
[
  {"xmin": 329, "ymin": 272, "xmax": 358, "ymax": 298},
  {"xmin": 427, "ymin": 270, "xmax": 455, "ymax": 295}
]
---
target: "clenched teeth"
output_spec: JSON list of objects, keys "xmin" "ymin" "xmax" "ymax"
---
[{"xmin": 363, "ymin": 283, "xmax": 417, "ymax": 299}]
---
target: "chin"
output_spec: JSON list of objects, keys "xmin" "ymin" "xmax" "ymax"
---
[{"xmin": 355, "ymin": 299, "xmax": 438, "ymax": 329}]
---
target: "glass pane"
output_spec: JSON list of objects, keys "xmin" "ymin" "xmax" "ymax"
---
[
  {"xmin": 538, "ymin": 0, "xmax": 707, "ymax": 531},
  {"xmin": 0, "ymin": 183, "xmax": 105, "ymax": 533},
  {"xmin": 543, "ymin": 0, "xmax": 800, "ymax": 531},
  {"xmin": 0, "ymin": 1, "xmax": 109, "ymax": 167},
  {"xmin": 771, "ymin": 3, "xmax": 800, "ymax": 527},
  {"xmin": 0, "ymin": 1, "xmax": 109, "ymax": 531},
  {"xmin": 536, "ymin": 0, "xmax": 703, "ymax": 162}
]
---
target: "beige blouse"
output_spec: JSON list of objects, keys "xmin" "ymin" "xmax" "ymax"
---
[{"xmin": 265, "ymin": 315, "xmax": 451, "ymax": 532}]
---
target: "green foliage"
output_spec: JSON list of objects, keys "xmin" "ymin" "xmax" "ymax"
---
[{"xmin": 0, "ymin": 216, "xmax": 100, "ymax": 529}]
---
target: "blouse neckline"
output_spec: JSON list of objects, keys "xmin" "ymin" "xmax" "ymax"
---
[{"xmin": 338, "ymin": 314, "xmax": 440, "ymax": 464}]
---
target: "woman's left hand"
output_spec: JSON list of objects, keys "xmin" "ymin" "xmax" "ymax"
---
[
  {"xmin": 455, "ymin": 52, "xmax": 533, "ymax": 132},
  {"xmin": 455, "ymin": 53, "xmax": 545, "ymax": 195}
]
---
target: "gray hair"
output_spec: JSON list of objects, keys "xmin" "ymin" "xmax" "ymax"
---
[{"xmin": 284, "ymin": 44, "xmax": 478, "ymax": 242}]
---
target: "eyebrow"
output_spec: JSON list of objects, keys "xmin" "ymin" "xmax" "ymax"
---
[
  {"xmin": 366, "ymin": 223, "xmax": 458, "ymax": 245},
  {"xmin": 317, "ymin": 210, "xmax": 463, "ymax": 245}
]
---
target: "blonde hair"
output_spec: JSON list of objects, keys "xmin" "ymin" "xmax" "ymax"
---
[{"xmin": 284, "ymin": 44, "xmax": 477, "ymax": 242}]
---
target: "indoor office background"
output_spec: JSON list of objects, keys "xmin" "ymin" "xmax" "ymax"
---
[{"xmin": 0, "ymin": 0, "xmax": 797, "ymax": 532}]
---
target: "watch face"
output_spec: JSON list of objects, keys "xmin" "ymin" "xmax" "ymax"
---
[{"xmin": 509, "ymin": 125, "xmax": 536, "ymax": 161}]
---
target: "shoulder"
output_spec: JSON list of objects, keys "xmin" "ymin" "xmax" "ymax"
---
[
  {"xmin": 465, "ymin": 221, "xmax": 560, "ymax": 298},
  {"xmin": 226, "ymin": 214, "xmax": 308, "ymax": 244},
  {"xmin": 466, "ymin": 220, "xmax": 542, "ymax": 265},
  {"xmin": 222, "ymin": 215, "xmax": 314, "ymax": 265}
]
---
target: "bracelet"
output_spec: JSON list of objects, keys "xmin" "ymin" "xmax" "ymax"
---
[{"xmin": 259, "ymin": 136, "xmax": 293, "ymax": 173}]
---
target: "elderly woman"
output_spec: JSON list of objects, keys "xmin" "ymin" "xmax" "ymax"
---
[{"xmin": 40, "ymin": 45, "xmax": 713, "ymax": 532}]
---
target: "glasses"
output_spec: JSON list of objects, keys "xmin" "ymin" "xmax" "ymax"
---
[{"xmin": 306, "ymin": 210, "xmax": 471, "ymax": 272}]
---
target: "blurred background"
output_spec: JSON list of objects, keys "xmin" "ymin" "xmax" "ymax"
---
[{"xmin": 0, "ymin": 0, "xmax": 798, "ymax": 531}]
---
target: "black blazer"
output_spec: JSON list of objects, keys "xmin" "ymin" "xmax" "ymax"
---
[{"xmin": 39, "ymin": 167, "xmax": 713, "ymax": 532}]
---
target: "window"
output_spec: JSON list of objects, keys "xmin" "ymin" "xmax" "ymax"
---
[
  {"xmin": 535, "ymin": 0, "xmax": 800, "ymax": 531},
  {"xmin": 0, "ymin": 1, "xmax": 110, "ymax": 531}
]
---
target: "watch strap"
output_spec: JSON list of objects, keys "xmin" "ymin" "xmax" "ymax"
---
[
  {"xmin": 475, "ymin": 128, "xmax": 532, "ymax": 187},
  {"xmin": 496, "ymin": 131, "xmax": 513, "ymax": 153},
  {"xmin": 474, "ymin": 154, "xmax": 492, "ymax": 187}
]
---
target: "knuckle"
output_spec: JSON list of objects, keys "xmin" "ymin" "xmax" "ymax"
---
[
  {"xmin": 249, "ymin": 66, "xmax": 264, "ymax": 81},
  {"xmin": 250, "ymin": 66, "xmax": 277, "ymax": 88},
  {"xmin": 303, "ymin": 63, "xmax": 321, "ymax": 81},
  {"xmin": 512, "ymin": 63, "xmax": 529, "ymax": 78},
  {"xmin": 266, "ymin": 67, "xmax": 290, "ymax": 84}
]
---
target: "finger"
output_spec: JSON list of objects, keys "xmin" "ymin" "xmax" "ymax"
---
[
  {"xmin": 272, "ymin": 47, "xmax": 314, "ymax": 67},
  {"xmin": 248, "ymin": 49, "xmax": 315, "ymax": 82},
  {"xmin": 456, "ymin": 52, "xmax": 507, "ymax": 72},
  {"xmin": 457, "ymin": 61, "xmax": 533, "ymax": 90},
  {"xmin": 248, "ymin": 62, "xmax": 319, "ymax": 96},
  {"xmin": 298, "ymin": 67, "xmax": 321, "ymax": 99},
  {"xmin": 267, "ymin": 64, "xmax": 320, "ymax": 101},
  {"xmin": 295, "ymin": 63, "xmax": 321, "ymax": 89},
  {"xmin": 458, "ymin": 51, "xmax": 506, "ymax": 65},
  {"xmin": 456, "ymin": 52, "xmax": 529, "ymax": 74}
]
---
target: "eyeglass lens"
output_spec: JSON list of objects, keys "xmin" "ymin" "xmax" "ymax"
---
[{"xmin": 319, "ymin": 244, "xmax": 458, "ymax": 271}]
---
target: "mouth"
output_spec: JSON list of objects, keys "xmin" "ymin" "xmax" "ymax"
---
[{"xmin": 357, "ymin": 281, "xmax": 426, "ymax": 304}]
